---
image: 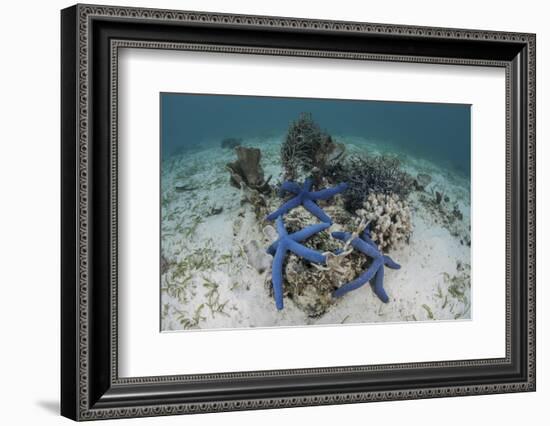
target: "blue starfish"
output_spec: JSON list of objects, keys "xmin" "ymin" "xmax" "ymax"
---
[
  {"xmin": 267, "ymin": 216, "xmax": 329, "ymax": 310},
  {"xmin": 331, "ymin": 226, "xmax": 400, "ymax": 303},
  {"xmin": 266, "ymin": 178, "xmax": 348, "ymax": 223}
]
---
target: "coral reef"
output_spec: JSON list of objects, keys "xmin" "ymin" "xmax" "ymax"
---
[
  {"xmin": 226, "ymin": 146, "xmax": 271, "ymax": 193},
  {"xmin": 332, "ymin": 227, "xmax": 401, "ymax": 303},
  {"xmin": 266, "ymin": 217, "xmax": 329, "ymax": 310},
  {"xmin": 326, "ymin": 154, "xmax": 414, "ymax": 211},
  {"xmin": 265, "ymin": 178, "xmax": 348, "ymax": 223},
  {"xmin": 280, "ymin": 113, "xmax": 345, "ymax": 180},
  {"xmin": 221, "ymin": 137, "xmax": 242, "ymax": 149},
  {"xmin": 263, "ymin": 207, "xmax": 361, "ymax": 317},
  {"xmin": 281, "ymin": 251, "xmax": 363, "ymax": 317},
  {"xmin": 356, "ymin": 193, "xmax": 413, "ymax": 251}
]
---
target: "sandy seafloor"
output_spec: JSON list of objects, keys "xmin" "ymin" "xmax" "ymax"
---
[{"xmin": 160, "ymin": 136, "xmax": 471, "ymax": 331}]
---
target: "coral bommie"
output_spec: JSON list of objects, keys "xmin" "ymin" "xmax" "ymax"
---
[{"xmin": 356, "ymin": 193, "xmax": 413, "ymax": 251}]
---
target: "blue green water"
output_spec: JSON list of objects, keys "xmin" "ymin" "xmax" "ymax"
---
[{"xmin": 161, "ymin": 93, "xmax": 471, "ymax": 177}]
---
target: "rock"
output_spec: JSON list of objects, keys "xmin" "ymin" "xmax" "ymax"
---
[
  {"xmin": 283, "ymin": 254, "xmax": 340, "ymax": 318},
  {"xmin": 315, "ymin": 135, "xmax": 346, "ymax": 170},
  {"xmin": 207, "ymin": 205, "xmax": 223, "ymax": 216},
  {"xmin": 262, "ymin": 224, "xmax": 278, "ymax": 243},
  {"xmin": 326, "ymin": 141, "xmax": 346, "ymax": 163},
  {"xmin": 175, "ymin": 184, "xmax": 199, "ymax": 192},
  {"xmin": 415, "ymin": 173, "xmax": 432, "ymax": 190},
  {"xmin": 435, "ymin": 191, "xmax": 443, "ymax": 204},
  {"xmin": 291, "ymin": 285, "xmax": 333, "ymax": 318},
  {"xmin": 244, "ymin": 240, "xmax": 272, "ymax": 274}
]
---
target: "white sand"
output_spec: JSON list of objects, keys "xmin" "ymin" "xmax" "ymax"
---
[{"xmin": 160, "ymin": 136, "xmax": 471, "ymax": 331}]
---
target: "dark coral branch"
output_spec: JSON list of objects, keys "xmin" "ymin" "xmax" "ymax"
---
[
  {"xmin": 325, "ymin": 154, "xmax": 413, "ymax": 211},
  {"xmin": 280, "ymin": 112, "xmax": 345, "ymax": 181}
]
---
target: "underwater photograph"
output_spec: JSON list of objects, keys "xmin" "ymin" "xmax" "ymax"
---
[{"xmin": 160, "ymin": 93, "xmax": 471, "ymax": 331}]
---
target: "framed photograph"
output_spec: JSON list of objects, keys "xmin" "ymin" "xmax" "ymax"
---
[{"xmin": 61, "ymin": 4, "xmax": 536, "ymax": 421}]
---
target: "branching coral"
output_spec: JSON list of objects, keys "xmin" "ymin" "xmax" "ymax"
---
[
  {"xmin": 356, "ymin": 193, "xmax": 413, "ymax": 251},
  {"xmin": 326, "ymin": 154, "xmax": 414, "ymax": 211},
  {"xmin": 281, "ymin": 113, "xmax": 323, "ymax": 179},
  {"xmin": 281, "ymin": 113, "xmax": 345, "ymax": 180}
]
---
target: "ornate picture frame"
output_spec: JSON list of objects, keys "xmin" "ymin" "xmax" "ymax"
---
[{"xmin": 61, "ymin": 4, "xmax": 535, "ymax": 421}]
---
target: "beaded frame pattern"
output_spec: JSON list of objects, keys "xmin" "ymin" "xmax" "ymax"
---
[{"xmin": 74, "ymin": 4, "xmax": 535, "ymax": 420}]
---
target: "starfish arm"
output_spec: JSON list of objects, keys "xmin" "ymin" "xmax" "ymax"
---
[
  {"xmin": 266, "ymin": 240, "xmax": 279, "ymax": 255},
  {"xmin": 331, "ymin": 231, "xmax": 352, "ymax": 242},
  {"xmin": 280, "ymin": 181, "xmax": 301, "ymax": 195},
  {"xmin": 271, "ymin": 245, "xmax": 286, "ymax": 310},
  {"xmin": 332, "ymin": 257, "xmax": 383, "ymax": 298},
  {"xmin": 361, "ymin": 228, "xmax": 378, "ymax": 248},
  {"xmin": 351, "ymin": 238, "xmax": 381, "ymax": 258},
  {"xmin": 265, "ymin": 196, "xmax": 302, "ymax": 221},
  {"xmin": 287, "ymin": 240, "xmax": 326, "ymax": 264},
  {"xmin": 383, "ymin": 255, "xmax": 401, "ymax": 270},
  {"xmin": 309, "ymin": 183, "xmax": 348, "ymax": 200},
  {"xmin": 303, "ymin": 178, "xmax": 314, "ymax": 191},
  {"xmin": 275, "ymin": 216, "xmax": 288, "ymax": 236},
  {"xmin": 289, "ymin": 222, "xmax": 330, "ymax": 242},
  {"xmin": 303, "ymin": 199, "xmax": 333, "ymax": 223},
  {"xmin": 371, "ymin": 266, "xmax": 389, "ymax": 303}
]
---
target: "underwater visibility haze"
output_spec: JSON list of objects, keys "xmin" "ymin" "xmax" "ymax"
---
[
  {"xmin": 160, "ymin": 92, "xmax": 471, "ymax": 331},
  {"xmin": 161, "ymin": 93, "xmax": 471, "ymax": 177}
]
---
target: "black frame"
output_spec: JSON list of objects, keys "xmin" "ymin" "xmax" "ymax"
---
[{"xmin": 61, "ymin": 4, "xmax": 536, "ymax": 421}]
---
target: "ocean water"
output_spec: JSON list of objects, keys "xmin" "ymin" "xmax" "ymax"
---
[{"xmin": 160, "ymin": 92, "xmax": 471, "ymax": 177}]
